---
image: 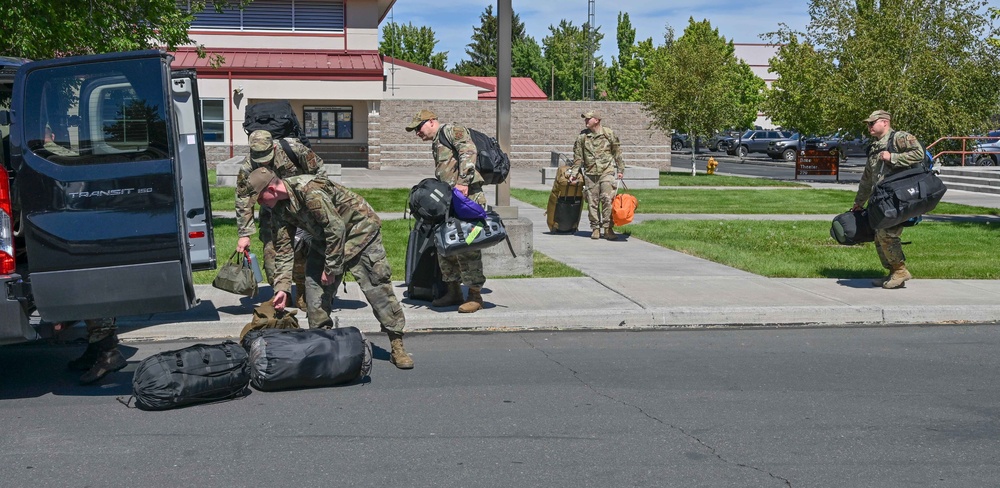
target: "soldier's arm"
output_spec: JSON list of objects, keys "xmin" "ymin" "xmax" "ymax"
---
[
  {"xmin": 451, "ymin": 126, "xmax": 479, "ymax": 187},
  {"xmin": 854, "ymin": 161, "xmax": 876, "ymax": 207},
  {"xmin": 234, "ymin": 158, "xmax": 257, "ymax": 237},
  {"xmin": 304, "ymin": 190, "xmax": 346, "ymax": 279},
  {"xmin": 611, "ymin": 132, "xmax": 625, "ymax": 174},
  {"xmin": 571, "ymin": 135, "xmax": 585, "ymax": 176},
  {"xmin": 889, "ymin": 132, "xmax": 925, "ymax": 169},
  {"xmin": 272, "ymin": 217, "xmax": 296, "ymax": 294},
  {"xmin": 294, "ymin": 142, "xmax": 328, "ymax": 178}
]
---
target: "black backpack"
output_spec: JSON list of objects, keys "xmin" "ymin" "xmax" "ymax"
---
[
  {"xmin": 408, "ymin": 177, "xmax": 452, "ymax": 224},
  {"xmin": 130, "ymin": 341, "xmax": 251, "ymax": 410},
  {"xmin": 243, "ymin": 100, "xmax": 311, "ymax": 148},
  {"xmin": 438, "ymin": 124, "xmax": 510, "ymax": 185}
]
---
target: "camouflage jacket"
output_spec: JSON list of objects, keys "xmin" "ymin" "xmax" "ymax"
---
[
  {"xmin": 433, "ymin": 124, "xmax": 484, "ymax": 188},
  {"xmin": 572, "ymin": 126, "xmax": 624, "ymax": 177},
  {"xmin": 268, "ymin": 175, "xmax": 381, "ymax": 293},
  {"xmin": 855, "ymin": 130, "xmax": 925, "ymax": 207},
  {"xmin": 235, "ymin": 138, "xmax": 326, "ymax": 238}
]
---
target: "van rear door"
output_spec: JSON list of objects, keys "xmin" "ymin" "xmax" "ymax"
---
[
  {"xmin": 170, "ymin": 69, "xmax": 215, "ymax": 271},
  {"xmin": 11, "ymin": 50, "xmax": 212, "ymax": 322}
]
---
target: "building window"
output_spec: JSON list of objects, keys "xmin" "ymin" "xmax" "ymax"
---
[
  {"xmin": 184, "ymin": 0, "xmax": 345, "ymax": 32},
  {"xmin": 201, "ymin": 99, "xmax": 225, "ymax": 143},
  {"xmin": 304, "ymin": 107, "xmax": 353, "ymax": 140}
]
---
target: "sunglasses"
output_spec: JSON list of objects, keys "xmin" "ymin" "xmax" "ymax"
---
[
  {"xmin": 867, "ymin": 119, "xmax": 881, "ymax": 127},
  {"xmin": 415, "ymin": 119, "xmax": 429, "ymax": 132}
]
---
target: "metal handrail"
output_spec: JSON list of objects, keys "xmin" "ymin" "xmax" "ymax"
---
[{"xmin": 925, "ymin": 136, "xmax": 1000, "ymax": 166}]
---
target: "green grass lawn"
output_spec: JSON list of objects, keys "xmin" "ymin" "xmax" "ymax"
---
[
  {"xmin": 659, "ymin": 172, "xmax": 806, "ymax": 187},
  {"xmin": 510, "ymin": 188, "xmax": 1000, "ymax": 216},
  {"xmin": 623, "ymin": 219, "xmax": 1000, "ymax": 279}
]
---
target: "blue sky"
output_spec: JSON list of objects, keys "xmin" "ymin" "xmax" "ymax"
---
[{"xmin": 382, "ymin": 0, "xmax": 811, "ymax": 69}]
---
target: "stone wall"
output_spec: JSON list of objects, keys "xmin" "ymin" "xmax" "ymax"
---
[{"xmin": 376, "ymin": 100, "xmax": 672, "ymax": 171}]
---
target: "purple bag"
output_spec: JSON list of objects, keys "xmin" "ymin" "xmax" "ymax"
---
[{"xmin": 451, "ymin": 188, "xmax": 488, "ymax": 221}]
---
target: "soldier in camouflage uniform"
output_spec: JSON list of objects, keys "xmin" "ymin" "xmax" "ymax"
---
[
  {"xmin": 406, "ymin": 109, "xmax": 487, "ymax": 314},
  {"xmin": 247, "ymin": 166, "xmax": 413, "ymax": 369},
  {"xmin": 851, "ymin": 110, "xmax": 925, "ymax": 289},
  {"xmin": 58, "ymin": 318, "xmax": 126, "ymax": 384},
  {"xmin": 570, "ymin": 110, "xmax": 625, "ymax": 240},
  {"xmin": 236, "ymin": 130, "xmax": 326, "ymax": 308}
]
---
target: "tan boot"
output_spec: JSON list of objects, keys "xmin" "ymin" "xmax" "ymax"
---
[
  {"xmin": 871, "ymin": 271, "xmax": 891, "ymax": 287},
  {"xmin": 605, "ymin": 226, "xmax": 618, "ymax": 240},
  {"xmin": 458, "ymin": 286, "xmax": 484, "ymax": 313},
  {"xmin": 432, "ymin": 281, "xmax": 464, "ymax": 307},
  {"xmin": 388, "ymin": 333, "xmax": 414, "ymax": 369},
  {"xmin": 591, "ymin": 228, "xmax": 601, "ymax": 239},
  {"xmin": 882, "ymin": 263, "xmax": 912, "ymax": 289}
]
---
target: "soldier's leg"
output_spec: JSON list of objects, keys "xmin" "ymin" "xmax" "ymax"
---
[
  {"xmin": 456, "ymin": 250, "xmax": 486, "ymax": 313},
  {"xmin": 79, "ymin": 318, "xmax": 126, "ymax": 384},
  {"xmin": 258, "ymin": 207, "xmax": 276, "ymax": 286},
  {"xmin": 303, "ymin": 247, "xmax": 338, "ymax": 329},
  {"xmin": 348, "ymin": 235, "xmax": 405, "ymax": 335},
  {"xmin": 292, "ymin": 245, "xmax": 308, "ymax": 309},
  {"xmin": 583, "ymin": 173, "xmax": 602, "ymax": 234},
  {"xmin": 432, "ymin": 253, "xmax": 466, "ymax": 307},
  {"xmin": 876, "ymin": 224, "xmax": 910, "ymax": 289},
  {"xmin": 598, "ymin": 175, "xmax": 617, "ymax": 239}
]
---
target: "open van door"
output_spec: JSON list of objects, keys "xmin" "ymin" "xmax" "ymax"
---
[{"xmin": 9, "ymin": 50, "xmax": 214, "ymax": 322}]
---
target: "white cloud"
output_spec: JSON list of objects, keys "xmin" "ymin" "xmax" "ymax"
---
[{"xmin": 383, "ymin": 0, "xmax": 811, "ymax": 68}]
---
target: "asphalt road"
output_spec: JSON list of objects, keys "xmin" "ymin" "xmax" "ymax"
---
[
  {"xmin": 3, "ymin": 325, "xmax": 999, "ymax": 487},
  {"xmin": 671, "ymin": 149, "xmax": 864, "ymax": 184}
]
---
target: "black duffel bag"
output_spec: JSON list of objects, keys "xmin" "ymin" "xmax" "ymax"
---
[
  {"xmin": 830, "ymin": 209, "xmax": 875, "ymax": 245},
  {"xmin": 248, "ymin": 327, "xmax": 372, "ymax": 391},
  {"xmin": 867, "ymin": 165, "xmax": 947, "ymax": 229},
  {"xmin": 131, "ymin": 341, "xmax": 251, "ymax": 410}
]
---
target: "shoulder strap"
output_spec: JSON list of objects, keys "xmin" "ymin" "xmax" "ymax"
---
[
  {"xmin": 885, "ymin": 131, "xmax": 897, "ymax": 153},
  {"xmin": 277, "ymin": 138, "xmax": 302, "ymax": 170},
  {"xmin": 437, "ymin": 124, "xmax": 458, "ymax": 159}
]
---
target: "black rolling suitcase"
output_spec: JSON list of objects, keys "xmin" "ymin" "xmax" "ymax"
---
[
  {"xmin": 405, "ymin": 220, "xmax": 445, "ymax": 302},
  {"xmin": 553, "ymin": 195, "xmax": 583, "ymax": 233},
  {"xmin": 247, "ymin": 327, "xmax": 372, "ymax": 391}
]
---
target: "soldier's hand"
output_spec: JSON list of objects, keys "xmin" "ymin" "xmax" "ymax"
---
[
  {"xmin": 273, "ymin": 291, "xmax": 288, "ymax": 311},
  {"xmin": 455, "ymin": 184, "xmax": 469, "ymax": 196},
  {"xmin": 321, "ymin": 271, "xmax": 334, "ymax": 286},
  {"xmin": 617, "ymin": 172, "xmax": 624, "ymax": 180},
  {"xmin": 236, "ymin": 236, "xmax": 251, "ymax": 253},
  {"xmin": 850, "ymin": 203, "xmax": 863, "ymax": 212}
]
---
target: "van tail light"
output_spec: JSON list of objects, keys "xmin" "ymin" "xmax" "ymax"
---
[{"xmin": 0, "ymin": 166, "xmax": 15, "ymax": 274}]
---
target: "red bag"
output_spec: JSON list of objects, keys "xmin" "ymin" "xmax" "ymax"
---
[{"xmin": 612, "ymin": 180, "xmax": 637, "ymax": 226}]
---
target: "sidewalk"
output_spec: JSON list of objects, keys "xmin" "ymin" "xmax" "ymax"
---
[{"xmin": 117, "ymin": 167, "xmax": 1000, "ymax": 341}]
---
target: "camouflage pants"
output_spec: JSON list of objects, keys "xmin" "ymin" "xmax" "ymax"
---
[
  {"xmin": 259, "ymin": 207, "xmax": 306, "ymax": 290},
  {"xmin": 583, "ymin": 173, "xmax": 616, "ymax": 228},
  {"xmin": 304, "ymin": 233, "xmax": 406, "ymax": 334},
  {"xmin": 874, "ymin": 224, "xmax": 906, "ymax": 269},
  {"xmin": 438, "ymin": 187, "xmax": 486, "ymax": 288},
  {"xmin": 85, "ymin": 318, "xmax": 116, "ymax": 343}
]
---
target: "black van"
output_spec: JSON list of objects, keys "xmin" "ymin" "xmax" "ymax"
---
[{"xmin": 0, "ymin": 50, "xmax": 215, "ymax": 344}]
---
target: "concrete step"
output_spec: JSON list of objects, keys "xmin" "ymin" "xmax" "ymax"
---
[
  {"xmin": 938, "ymin": 167, "xmax": 1000, "ymax": 178},
  {"xmin": 938, "ymin": 175, "xmax": 1000, "ymax": 188},
  {"xmin": 939, "ymin": 181, "xmax": 1000, "ymax": 195}
]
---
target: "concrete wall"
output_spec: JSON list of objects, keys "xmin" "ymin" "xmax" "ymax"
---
[{"xmin": 374, "ymin": 100, "xmax": 673, "ymax": 171}]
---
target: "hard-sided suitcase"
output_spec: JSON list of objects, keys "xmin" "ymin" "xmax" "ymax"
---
[
  {"xmin": 405, "ymin": 221, "xmax": 446, "ymax": 302},
  {"xmin": 248, "ymin": 327, "xmax": 373, "ymax": 392},
  {"xmin": 546, "ymin": 165, "xmax": 584, "ymax": 232},
  {"xmin": 131, "ymin": 341, "xmax": 251, "ymax": 410}
]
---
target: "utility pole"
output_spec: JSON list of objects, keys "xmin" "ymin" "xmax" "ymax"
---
[
  {"xmin": 495, "ymin": 0, "xmax": 515, "ymax": 216},
  {"xmin": 583, "ymin": 0, "xmax": 595, "ymax": 100}
]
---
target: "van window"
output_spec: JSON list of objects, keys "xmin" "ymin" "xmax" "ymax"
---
[{"xmin": 22, "ymin": 58, "xmax": 170, "ymax": 165}]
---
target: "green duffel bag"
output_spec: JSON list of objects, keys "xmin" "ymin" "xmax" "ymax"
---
[{"xmin": 212, "ymin": 251, "xmax": 258, "ymax": 297}]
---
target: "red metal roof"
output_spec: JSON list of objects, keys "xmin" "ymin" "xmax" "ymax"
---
[
  {"xmin": 465, "ymin": 76, "xmax": 548, "ymax": 100},
  {"xmin": 169, "ymin": 48, "xmax": 383, "ymax": 80}
]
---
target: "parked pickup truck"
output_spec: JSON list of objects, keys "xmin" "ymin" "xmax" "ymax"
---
[{"xmin": 0, "ymin": 50, "xmax": 216, "ymax": 345}]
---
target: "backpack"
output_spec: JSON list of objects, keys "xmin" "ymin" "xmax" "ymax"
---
[
  {"xmin": 408, "ymin": 177, "xmax": 452, "ymax": 224},
  {"xmin": 243, "ymin": 100, "xmax": 311, "ymax": 148},
  {"xmin": 438, "ymin": 124, "xmax": 510, "ymax": 185}
]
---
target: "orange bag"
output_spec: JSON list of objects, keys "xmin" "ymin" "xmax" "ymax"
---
[{"xmin": 612, "ymin": 180, "xmax": 637, "ymax": 226}]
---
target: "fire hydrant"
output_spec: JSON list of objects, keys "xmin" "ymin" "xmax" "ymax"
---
[{"xmin": 706, "ymin": 157, "xmax": 718, "ymax": 175}]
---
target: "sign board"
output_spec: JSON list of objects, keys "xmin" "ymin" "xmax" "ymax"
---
[{"xmin": 795, "ymin": 148, "xmax": 840, "ymax": 181}]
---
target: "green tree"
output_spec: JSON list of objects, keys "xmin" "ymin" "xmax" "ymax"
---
[
  {"xmin": 765, "ymin": 0, "xmax": 1000, "ymax": 144},
  {"xmin": 542, "ymin": 20, "xmax": 604, "ymax": 101},
  {"xmin": 451, "ymin": 5, "xmax": 549, "ymax": 95},
  {"xmin": 605, "ymin": 12, "xmax": 655, "ymax": 102},
  {"xmin": 644, "ymin": 18, "xmax": 755, "ymax": 173},
  {"xmin": 761, "ymin": 34, "xmax": 830, "ymax": 135},
  {"xmin": 380, "ymin": 22, "xmax": 448, "ymax": 71},
  {"xmin": 1, "ymin": 0, "xmax": 247, "ymax": 60}
]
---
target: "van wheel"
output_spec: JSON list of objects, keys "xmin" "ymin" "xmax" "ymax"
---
[{"xmin": 783, "ymin": 148, "xmax": 797, "ymax": 162}]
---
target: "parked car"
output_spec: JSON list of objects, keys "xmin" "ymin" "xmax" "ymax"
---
[
  {"xmin": 967, "ymin": 139, "xmax": 1000, "ymax": 166},
  {"xmin": 726, "ymin": 129, "xmax": 794, "ymax": 158},
  {"xmin": 707, "ymin": 130, "xmax": 742, "ymax": 152},
  {"xmin": 671, "ymin": 133, "xmax": 688, "ymax": 151},
  {"xmin": 766, "ymin": 133, "xmax": 802, "ymax": 161}
]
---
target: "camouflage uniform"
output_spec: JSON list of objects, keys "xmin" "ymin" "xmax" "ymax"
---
[
  {"xmin": 433, "ymin": 124, "xmax": 487, "ymax": 288},
  {"xmin": 236, "ymin": 131, "xmax": 325, "ymax": 295},
  {"xmin": 854, "ymin": 130, "xmax": 925, "ymax": 270},
  {"xmin": 572, "ymin": 126, "xmax": 625, "ymax": 230},
  {"xmin": 268, "ymin": 175, "xmax": 405, "ymax": 334}
]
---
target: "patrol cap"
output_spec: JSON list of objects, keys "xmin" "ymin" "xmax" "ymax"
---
[
  {"xmin": 249, "ymin": 130, "xmax": 275, "ymax": 164},
  {"xmin": 863, "ymin": 110, "xmax": 891, "ymax": 123},
  {"xmin": 581, "ymin": 110, "xmax": 601, "ymax": 120},
  {"xmin": 248, "ymin": 166, "xmax": 277, "ymax": 197},
  {"xmin": 405, "ymin": 109, "xmax": 437, "ymax": 132}
]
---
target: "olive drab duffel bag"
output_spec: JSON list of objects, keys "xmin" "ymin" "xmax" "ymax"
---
[{"xmin": 128, "ymin": 341, "xmax": 251, "ymax": 410}]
